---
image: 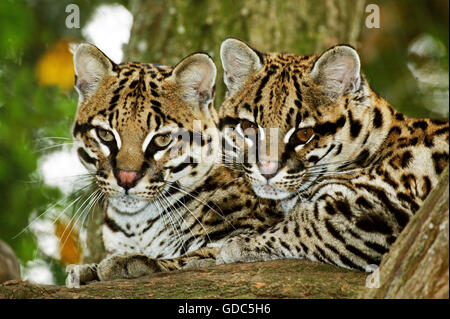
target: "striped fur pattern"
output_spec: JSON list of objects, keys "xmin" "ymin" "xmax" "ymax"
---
[
  {"xmin": 217, "ymin": 38, "xmax": 449, "ymax": 271},
  {"xmin": 66, "ymin": 44, "xmax": 283, "ymax": 286}
]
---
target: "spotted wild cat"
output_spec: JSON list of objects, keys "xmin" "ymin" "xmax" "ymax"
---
[
  {"xmin": 65, "ymin": 44, "xmax": 283, "ymax": 286},
  {"xmin": 217, "ymin": 38, "xmax": 449, "ymax": 271}
]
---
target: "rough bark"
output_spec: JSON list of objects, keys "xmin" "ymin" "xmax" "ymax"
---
[
  {"xmin": 0, "ymin": 240, "xmax": 20, "ymax": 284},
  {"xmin": 124, "ymin": 0, "xmax": 366, "ymax": 106},
  {"xmin": 360, "ymin": 166, "xmax": 449, "ymax": 299},
  {"xmin": 0, "ymin": 259, "xmax": 365, "ymax": 299}
]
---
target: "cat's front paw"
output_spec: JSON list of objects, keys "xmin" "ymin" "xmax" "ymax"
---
[
  {"xmin": 66, "ymin": 263, "xmax": 98, "ymax": 288},
  {"xmin": 97, "ymin": 254, "xmax": 160, "ymax": 281},
  {"xmin": 218, "ymin": 236, "xmax": 250, "ymax": 264},
  {"xmin": 219, "ymin": 235, "xmax": 273, "ymax": 264}
]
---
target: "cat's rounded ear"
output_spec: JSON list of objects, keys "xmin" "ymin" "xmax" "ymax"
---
[
  {"xmin": 73, "ymin": 43, "xmax": 116, "ymax": 101},
  {"xmin": 309, "ymin": 45, "xmax": 361, "ymax": 98},
  {"xmin": 220, "ymin": 38, "xmax": 263, "ymax": 96},
  {"xmin": 170, "ymin": 53, "xmax": 217, "ymax": 106}
]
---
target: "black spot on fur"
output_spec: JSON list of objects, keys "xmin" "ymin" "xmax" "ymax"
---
[
  {"xmin": 151, "ymin": 99, "xmax": 161, "ymax": 107},
  {"xmin": 412, "ymin": 120, "xmax": 428, "ymax": 130},
  {"xmin": 373, "ymin": 108, "xmax": 383, "ymax": 128},
  {"xmin": 348, "ymin": 111, "xmax": 362, "ymax": 138},
  {"xmin": 242, "ymin": 103, "xmax": 252, "ymax": 112},
  {"xmin": 395, "ymin": 113, "xmax": 405, "ymax": 121},
  {"xmin": 397, "ymin": 192, "xmax": 420, "ymax": 211},
  {"xmin": 365, "ymin": 241, "xmax": 388, "ymax": 255},
  {"xmin": 422, "ymin": 176, "xmax": 432, "ymax": 199},
  {"xmin": 356, "ymin": 149, "xmax": 370, "ymax": 165},
  {"xmin": 324, "ymin": 219, "xmax": 345, "ymax": 243},
  {"xmin": 346, "ymin": 244, "xmax": 378, "ymax": 265},
  {"xmin": 424, "ymin": 135, "xmax": 434, "ymax": 147},
  {"xmin": 315, "ymin": 116, "xmax": 346, "ymax": 136},
  {"xmin": 356, "ymin": 196, "xmax": 373, "ymax": 209},
  {"xmin": 129, "ymin": 80, "xmax": 139, "ymax": 89},
  {"xmin": 388, "ymin": 126, "xmax": 401, "ymax": 136},
  {"xmin": 432, "ymin": 152, "xmax": 449, "ymax": 175},
  {"xmin": 435, "ymin": 126, "xmax": 449, "ymax": 135},
  {"xmin": 110, "ymin": 94, "xmax": 120, "ymax": 105},
  {"xmin": 357, "ymin": 183, "xmax": 410, "ymax": 228},
  {"xmin": 324, "ymin": 202, "xmax": 336, "ymax": 215},
  {"xmin": 335, "ymin": 200, "xmax": 352, "ymax": 219},
  {"xmin": 401, "ymin": 151, "xmax": 413, "ymax": 168},
  {"xmin": 339, "ymin": 254, "xmax": 365, "ymax": 271},
  {"xmin": 356, "ymin": 213, "xmax": 392, "ymax": 235},
  {"xmin": 307, "ymin": 155, "xmax": 319, "ymax": 163},
  {"xmin": 77, "ymin": 148, "xmax": 97, "ymax": 166}
]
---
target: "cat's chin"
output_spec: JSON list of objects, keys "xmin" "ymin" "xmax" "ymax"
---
[
  {"xmin": 108, "ymin": 195, "xmax": 150, "ymax": 214},
  {"xmin": 252, "ymin": 184, "xmax": 292, "ymax": 200}
]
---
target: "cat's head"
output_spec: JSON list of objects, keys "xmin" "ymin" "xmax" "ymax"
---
[
  {"xmin": 218, "ymin": 38, "xmax": 371, "ymax": 201},
  {"xmin": 72, "ymin": 43, "xmax": 218, "ymax": 213}
]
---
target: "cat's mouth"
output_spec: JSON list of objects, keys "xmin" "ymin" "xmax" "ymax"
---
[
  {"xmin": 108, "ymin": 194, "xmax": 150, "ymax": 214},
  {"xmin": 252, "ymin": 183, "xmax": 292, "ymax": 200}
]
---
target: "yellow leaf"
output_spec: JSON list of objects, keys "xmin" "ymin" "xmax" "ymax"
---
[
  {"xmin": 36, "ymin": 40, "xmax": 75, "ymax": 91},
  {"xmin": 54, "ymin": 219, "xmax": 83, "ymax": 265}
]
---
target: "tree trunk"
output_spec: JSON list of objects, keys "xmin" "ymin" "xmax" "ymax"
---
[
  {"xmin": 0, "ymin": 259, "xmax": 365, "ymax": 299},
  {"xmin": 0, "ymin": 240, "xmax": 20, "ymax": 284},
  {"xmin": 360, "ymin": 166, "xmax": 449, "ymax": 299},
  {"xmin": 124, "ymin": 0, "xmax": 366, "ymax": 105}
]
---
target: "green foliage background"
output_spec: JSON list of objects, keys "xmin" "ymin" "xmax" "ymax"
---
[{"xmin": 0, "ymin": 0, "xmax": 448, "ymax": 284}]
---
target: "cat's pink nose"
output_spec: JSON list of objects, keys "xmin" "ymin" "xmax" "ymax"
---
[
  {"xmin": 117, "ymin": 170, "xmax": 140, "ymax": 190},
  {"xmin": 258, "ymin": 160, "xmax": 279, "ymax": 180}
]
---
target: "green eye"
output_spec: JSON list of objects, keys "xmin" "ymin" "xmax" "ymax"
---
[
  {"xmin": 97, "ymin": 128, "xmax": 114, "ymax": 142},
  {"xmin": 153, "ymin": 134, "xmax": 172, "ymax": 147}
]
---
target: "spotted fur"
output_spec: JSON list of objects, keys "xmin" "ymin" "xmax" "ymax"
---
[
  {"xmin": 217, "ymin": 38, "xmax": 449, "ymax": 271},
  {"xmin": 66, "ymin": 44, "xmax": 283, "ymax": 286}
]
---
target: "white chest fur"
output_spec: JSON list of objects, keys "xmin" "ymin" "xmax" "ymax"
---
[{"xmin": 102, "ymin": 199, "xmax": 204, "ymax": 259}]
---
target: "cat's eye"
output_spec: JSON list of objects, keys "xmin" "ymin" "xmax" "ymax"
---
[
  {"xmin": 97, "ymin": 128, "xmax": 115, "ymax": 143},
  {"xmin": 153, "ymin": 134, "xmax": 172, "ymax": 148},
  {"xmin": 291, "ymin": 127, "xmax": 314, "ymax": 144},
  {"xmin": 240, "ymin": 119, "xmax": 258, "ymax": 137}
]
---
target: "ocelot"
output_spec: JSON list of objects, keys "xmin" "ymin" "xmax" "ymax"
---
[
  {"xmin": 217, "ymin": 38, "xmax": 449, "ymax": 271},
  {"xmin": 65, "ymin": 44, "xmax": 283, "ymax": 286}
]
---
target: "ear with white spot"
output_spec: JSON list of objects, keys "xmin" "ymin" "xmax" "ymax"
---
[
  {"xmin": 170, "ymin": 53, "xmax": 217, "ymax": 106},
  {"xmin": 73, "ymin": 43, "xmax": 116, "ymax": 100},
  {"xmin": 309, "ymin": 45, "xmax": 361, "ymax": 98},
  {"xmin": 220, "ymin": 38, "xmax": 263, "ymax": 96}
]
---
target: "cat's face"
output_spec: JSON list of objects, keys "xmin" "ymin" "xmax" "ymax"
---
[
  {"xmin": 72, "ymin": 44, "xmax": 217, "ymax": 213},
  {"xmin": 219, "ymin": 38, "xmax": 369, "ymax": 201}
]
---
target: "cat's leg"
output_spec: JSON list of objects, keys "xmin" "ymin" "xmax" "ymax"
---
[
  {"xmin": 66, "ymin": 247, "xmax": 219, "ymax": 286},
  {"xmin": 217, "ymin": 191, "xmax": 397, "ymax": 272},
  {"xmin": 217, "ymin": 215, "xmax": 304, "ymax": 265},
  {"xmin": 65, "ymin": 257, "xmax": 160, "ymax": 287},
  {"xmin": 96, "ymin": 247, "xmax": 220, "ymax": 281},
  {"xmin": 66, "ymin": 263, "xmax": 99, "ymax": 288},
  {"xmin": 152, "ymin": 247, "xmax": 219, "ymax": 270}
]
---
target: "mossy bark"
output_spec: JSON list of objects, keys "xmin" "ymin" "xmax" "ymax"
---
[
  {"xmin": 0, "ymin": 259, "xmax": 365, "ymax": 299},
  {"xmin": 124, "ymin": 0, "xmax": 366, "ymax": 106}
]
